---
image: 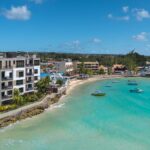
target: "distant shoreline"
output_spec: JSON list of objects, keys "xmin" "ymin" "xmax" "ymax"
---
[{"xmin": 66, "ymin": 75, "xmax": 123, "ymax": 95}]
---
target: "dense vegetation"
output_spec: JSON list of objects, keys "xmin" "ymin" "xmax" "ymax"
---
[
  {"xmin": 5, "ymin": 50, "xmax": 148, "ymax": 68},
  {"xmin": 35, "ymin": 50, "xmax": 147, "ymax": 68}
]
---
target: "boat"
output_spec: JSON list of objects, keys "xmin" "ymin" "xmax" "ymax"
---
[
  {"xmin": 127, "ymin": 79, "xmax": 138, "ymax": 85},
  {"xmin": 112, "ymin": 80, "xmax": 119, "ymax": 83},
  {"xmin": 128, "ymin": 82, "xmax": 138, "ymax": 85},
  {"xmin": 91, "ymin": 90, "xmax": 106, "ymax": 96},
  {"xmin": 129, "ymin": 88, "xmax": 144, "ymax": 93},
  {"xmin": 105, "ymin": 85, "xmax": 112, "ymax": 87},
  {"xmin": 128, "ymin": 80, "xmax": 136, "ymax": 82}
]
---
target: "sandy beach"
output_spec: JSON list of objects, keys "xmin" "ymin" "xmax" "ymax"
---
[{"xmin": 66, "ymin": 75, "xmax": 123, "ymax": 94}]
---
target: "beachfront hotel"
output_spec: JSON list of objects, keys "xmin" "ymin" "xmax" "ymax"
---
[
  {"xmin": 73, "ymin": 61, "xmax": 99, "ymax": 72},
  {"xmin": 41, "ymin": 59, "xmax": 75, "ymax": 75},
  {"xmin": 0, "ymin": 53, "xmax": 40, "ymax": 105}
]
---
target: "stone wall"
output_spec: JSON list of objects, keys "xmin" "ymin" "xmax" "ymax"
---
[{"xmin": 0, "ymin": 90, "xmax": 65, "ymax": 128}]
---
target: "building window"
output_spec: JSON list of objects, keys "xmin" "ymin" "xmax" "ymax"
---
[
  {"xmin": 19, "ymin": 71, "xmax": 24, "ymax": 77},
  {"xmin": 9, "ymin": 61, "xmax": 11, "ymax": 67},
  {"xmin": 16, "ymin": 60, "xmax": 24, "ymax": 68},
  {"xmin": 8, "ymin": 81, "xmax": 13, "ymax": 87},
  {"xmin": 5, "ymin": 61, "xmax": 8, "ymax": 68},
  {"xmin": 19, "ymin": 88, "xmax": 24, "ymax": 93},
  {"xmin": 34, "ymin": 60, "xmax": 40, "ymax": 66},
  {"xmin": 34, "ymin": 76, "xmax": 38, "ymax": 80},
  {"xmin": 16, "ymin": 80, "xmax": 23, "ymax": 85},
  {"xmin": 13, "ymin": 61, "xmax": 15, "ymax": 65},
  {"xmin": 34, "ymin": 69, "xmax": 38, "ymax": 74},
  {"xmin": 7, "ymin": 90, "xmax": 12, "ymax": 95},
  {"xmin": 0, "ymin": 61, "xmax": 2, "ymax": 69}
]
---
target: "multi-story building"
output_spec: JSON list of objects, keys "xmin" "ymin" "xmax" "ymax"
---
[
  {"xmin": 99, "ymin": 65, "xmax": 108, "ymax": 74},
  {"xmin": 74, "ymin": 61, "xmax": 99, "ymax": 72},
  {"xmin": 54, "ymin": 59, "xmax": 74, "ymax": 75},
  {"xmin": 0, "ymin": 54, "xmax": 40, "ymax": 105},
  {"xmin": 112, "ymin": 64, "xmax": 127, "ymax": 75},
  {"xmin": 42, "ymin": 59, "xmax": 74, "ymax": 75}
]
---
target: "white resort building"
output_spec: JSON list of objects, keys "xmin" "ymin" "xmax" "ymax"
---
[
  {"xmin": 53, "ymin": 59, "xmax": 74, "ymax": 75},
  {"xmin": 0, "ymin": 53, "xmax": 40, "ymax": 105}
]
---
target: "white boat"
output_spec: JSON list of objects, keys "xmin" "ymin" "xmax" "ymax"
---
[
  {"xmin": 91, "ymin": 90, "xmax": 106, "ymax": 96},
  {"xmin": 129, "ymin": 88, "xmax": 143, "ymax": 93}
]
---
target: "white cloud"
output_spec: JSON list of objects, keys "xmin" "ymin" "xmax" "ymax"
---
[
  {"xmin": 122, "ymin": 6, "xmax": 129, "ymax": 13},
  {"xmin": 132, "ymin": 32, "xmax": 148, "ymax": 41},
  {"xmin": 92, "ymin": 38, "xmax": 101, "ymax": 43},
  {"xmin": 2, "ymin": 6, "xmax": 31, "ymax": 20},
  {"xmin": 132, "ymin": 8, "xmax": 150, "ymax": 21},
  {"xmin": 108, "ymin": 13, "xmax": 130, "ymax": 21},
  {"xmin": 59, "ymin": 40, "xmax": 83, "ymax": 51},
  {"xmin": 30, "ymin": 0, "xmax": 44, "ymax": 4},
  {"xmin": 72, "ymin": 40, "xmax": 80, "ymax": 46},
  {"xmin": 108, "ymin": 13, "xmax": 113, "ymax": 19}
]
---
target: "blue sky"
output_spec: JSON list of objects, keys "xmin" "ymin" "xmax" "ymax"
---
[{"xmin": 0, "ymin": 0, "xmax": 150, "ymax": 55}]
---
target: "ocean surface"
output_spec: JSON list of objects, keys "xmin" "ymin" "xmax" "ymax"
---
[{"xmin": 0, "ymin": 78, "xmax": 150, "ymax": 150}]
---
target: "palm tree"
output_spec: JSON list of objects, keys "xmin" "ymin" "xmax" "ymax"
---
[
  {"xmin": 13, "ymin": 89, "xmax": 24, "ymax": 106},
  {"xmin": 36, "ymin": 76, "xmax": 51, "ymax": 94}
]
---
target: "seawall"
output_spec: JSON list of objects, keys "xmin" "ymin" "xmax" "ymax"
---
[{"xmin": 0, "ymin": 87, "xmax": 66, "ymax": 128}]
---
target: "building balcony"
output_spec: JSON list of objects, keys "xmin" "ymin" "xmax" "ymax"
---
[
  {"xmin": 26, "ymin": 87, "xmax": 34, "ymax": 91},
  {"xmin": 1, "ymin": 86, "xmax": 13, "ymax": 90},
  {"xmin": 1, "ymin": 95, "xmax": 12, "ymax": 100},
  {"xmin": 0, "ymin": 67, "xmax": 13, "ymax": 70},
  {"xmin": 26, "ymin": 64, "xmax": 33, "ymax": 67},
  {"xmin": 26, "ymin": 80, "xmax": 33, "ymax": 83},
  {"xmin": 26, "ymin": 73, "xmax": 33, "ymax": 76},
  {"xmin": 1, "ymin": 76, "xmax": 13, "ymax": 81}
]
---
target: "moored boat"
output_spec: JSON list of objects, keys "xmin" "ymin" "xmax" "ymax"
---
[
  {"xmin": 112, "ymin": 80, "xmax": 119, "ymax": 83},
  {"xmin": 129, "ymin": 88, "xmax": 143, "ymax": 93},
  {"xmin": 91, "ymin": 90, "xmax": 106, "ymax": 96},
  {"xmin": 128, "ymin": 82, "xmax": 138, "ymax": 85},
  {"xmin": 105, "ymin": 85, "xmax": 112, "ymax": 87}
]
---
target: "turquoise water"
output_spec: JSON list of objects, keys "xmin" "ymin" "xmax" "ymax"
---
[{"xmin": 0, "ymin": 78, "xmax": 150, "ymax": 150}]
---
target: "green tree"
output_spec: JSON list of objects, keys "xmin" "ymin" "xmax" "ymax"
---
[
  {"xmin": 79, "ymin": 62, "xmax": 85, "ymax": 73},
  {"xmin": 36, "ymin": 76, "xmax": 51, "ymax": 94},
  {"xmin": 99, "ymin": 68, "xmax": 105, "ymax": 75},
  {"xmin": 56, "ymin": 79, "xmax": 63, "ymax": 86},
  {"xmin": 108, "ymin": 67, "xmax": 112, "ymax": 75},
  {"xmin": 13, "ymin": 89, "xmax": 24, "ymax": 106},
  {"xmin": 84, "ymin": 69, "xmax": 93, "ymax": 76}
]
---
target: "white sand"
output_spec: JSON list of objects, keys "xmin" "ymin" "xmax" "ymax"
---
[{"xmin": 66, "ymin": 75, "xmax": 122, "ymax": 94}]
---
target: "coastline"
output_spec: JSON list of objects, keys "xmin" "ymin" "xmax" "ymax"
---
[
  {"xmin": 0, "ymin": 75, "xmax": 122, "ymax": 129},
  {"xmin": 66, "ymin": 75, "xmax": 122, "ymax": 95}
]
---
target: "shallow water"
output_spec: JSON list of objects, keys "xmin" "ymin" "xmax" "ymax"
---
[{"xmin": 0, "ymin": 78, "xmax": 150, "ymax": 150}]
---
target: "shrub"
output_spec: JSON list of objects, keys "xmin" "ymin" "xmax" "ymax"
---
[
  {"xmin": 56, "ymin": 79, "xmax": 63, "ymax": 86},
  {"xmin": 0, "ymin": 104, "xmax": 17, "ymax": 112},
  {"xmin": 23, "ymin": 93, "xmax": 39, "ymax": 103}
]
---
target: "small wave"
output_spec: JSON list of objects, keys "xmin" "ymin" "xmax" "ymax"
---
[
  {"xmin": 0, "ymin": 120, "xmax": 20, "ymax": 132},
  {"xmin": 46, "ymin": 103, "xmax": 65, "ymax": 111}
]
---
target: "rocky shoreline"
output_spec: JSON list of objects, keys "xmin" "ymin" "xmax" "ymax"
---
[{"xmin": 0, "ymin": 91, "xmax": 65, "ymax": 128}]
